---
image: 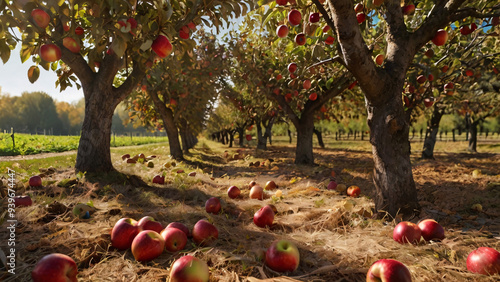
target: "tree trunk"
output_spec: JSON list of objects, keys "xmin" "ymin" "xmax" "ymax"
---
[
  {"xmin": 237, "ymin": 127, "xmax": 245, "ymax": 147},
  {"xmin": 149, "ymin": 92, "xmax": 183, "ymax": 160},
  {"xmin": 468, "ymin": 122, "xmax": 478, "ymax": 152},
  {"xmin": 228, "ymin": 130, "xmax": 235, "ymax": 148},
  {"xmin": 264, "ymin": 117, "xmax": 275, "ymax": 146},
  {"xmin": 421, "ymin": 107, "xmax": 444, "ymax": 159},
  {"xmin": 313, "ymin": 128, "xmax": 325, "ymax": 149},
  {"xmin": 75, "ymin": 90, "xmax": 117, "ymax": 172},
  {"xmin": 256, "ymin": 120, "xmax": 267, "ymax": 150},
  {"xmin": 366, "ymin": 87, "xmax": 419, "ymax": 217},
  {"xmin": 294, "ymin": 114, "xmax": 315, "ymax": 165}
]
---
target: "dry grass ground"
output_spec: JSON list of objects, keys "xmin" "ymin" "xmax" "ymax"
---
[{"xmin": 1, "ymin": 138, "xmax": 499, "ymax": 281}]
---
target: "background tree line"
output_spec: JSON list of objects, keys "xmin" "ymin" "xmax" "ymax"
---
[{"xmin": 0, "ymin": 90, "xmax": 152, "ymax": 136}]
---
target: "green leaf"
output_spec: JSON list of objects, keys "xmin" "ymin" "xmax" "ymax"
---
[
  {"xmin": 20, "ymin": 44, "xmax": 34, "ymax": 63},
  {"xmin": 0, "ymin": 41, "xmax": 11, "ymax": 64},
  {"xmin": 27, "ymin": 65, "xmax": 40, "ymax": 83}
]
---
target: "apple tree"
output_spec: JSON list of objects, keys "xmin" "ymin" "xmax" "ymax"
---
[
  {"xmin": 256, "ymin": 0, "xmax": 500, "ymax": 217},
  {"xmin": 0, "ymin": 0, "xmax": 254, "ymax": 173}
]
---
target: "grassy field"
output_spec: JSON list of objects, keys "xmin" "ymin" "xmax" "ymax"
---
[{"xmin": 0, "ymin": 133, "xmax": 168, "ymax": 156}]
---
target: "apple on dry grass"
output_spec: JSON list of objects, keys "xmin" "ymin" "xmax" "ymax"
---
[
  {"xmin": 160, "ymin": 227, "xmax": 187, "ymax": 252},
  {"xmin": 227, "ymin": 185, "xmax": 241, "ymax": 199},
  {"xmin": 249, "ymin": 185, "xmax": 264, "ymax": 200},
  {"xmin": 417, "ymin": 219, "xmax": 445, "ymax": 241},
  {"xmin": 192, "ymin": 219, "xmax": 218, "ymax": 246},
  {"xmin": 347, "ymin": 186, "xmax": 361, "ymax": 197},
  {"xmin": 466, "ymin": 247, "xmax": 500, "ymax": 275},
  {"xmin": 249, "ymin": 181, "xmax": 257, "ymax": 188},
  {"xmin": 29, "ymin": 175, "xmax": 42, "ymax": 187},
  {"xmin": 137, "ymin": 216, "xmax": 163, "ymax": 233},
  {"xmin": 393, "ymin": 221, "xmax": 421, "ymax": 244},
  {"xmin": 31, "ymin": 253, "xmax": 78, "ymax": 282},
  {"xmin": 152, "ymin": 175, "xmax": 165, "ymax": 184},
  {"xmin": 327, "ymin": 180, "xmax": 337, "ymax": 190},
  {"xmin": 131, "ymin": 230, "xmax": 165, "ymax": 262},
  {"xmin": 254, "ymin": 205, "xmax": 275, "ymax": 228},
  {"xmin": 265, "ymin": 180, "xmax": 277, "ymax": 190},
  {"xmin": 366, "ymin": 259, "xmax": 412, "ymax": 282},
  {"xmin": 111, "ymin": 218, "xmax": 141, "ymax": 250},
  {"xmin": 205, "ymin": 197, "xmax": 221, "ymax": 214},
  {"xmin": 265, "ymin": 239, "xmax": 300, "ymax": 273},
  {"xmin": 166, "ymin": 222, "xmax": 191, "ymax": 238},
  {"xmin": 14, "ymin": 195, "xmax": 33, "ymax": 207},
  {"xmin": 169, "ymin": 255, "xmax": 209, "ymax": 282}
]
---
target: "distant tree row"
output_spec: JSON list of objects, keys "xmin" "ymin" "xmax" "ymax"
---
[{"xmin": 0, "ymin": 91, "xmax": 150, "ymax": 135}]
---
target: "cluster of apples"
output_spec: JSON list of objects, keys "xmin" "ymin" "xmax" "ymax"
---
[
  {"xmin": 12, "ymin": 175, "xmax": 43, "ymax": 207},
  {"xmin": 179, "ymin": 22, "xmax": 197, "ymax": 39},
  {"xmin": 327, "ymin": 180, "xmax": 361, "ymax": 198},
  {"xmin": 121, "ymin": 153, "xmax": 156, "ymax": 167},
  {"xmin": 111, "ymin": 216, "xmax": 217, "ymax": 281},
  {"xmin": 392, "ymin": 220, "xmax": 500, "ymax": 278}
]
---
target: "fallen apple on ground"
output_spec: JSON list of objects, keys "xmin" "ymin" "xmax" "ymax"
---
[
  {"xmin": 327, "ymin": 180, "xmax": 337, "ymax": 190},
  {"xmin": 161, "ymin": 227, "xmax": 187, "ymax": 252},
  {"xmin": 31, "ymin": 253, "xmax": 78, "ymax": 282},
  {"xmin": 227, "ymin": 185, "xmax": 241, "ymax": 199},
  {"xmin": 366, "ymin": 259, "xmax": 412, "ymax": 282},
  {"xmin": 166, "ymin": 222, "xmax": 191, "ymax": 238},
  {"xmin": 14, "ymin": 195, "xmax": 33, "ymax": 207},
  {"xmin": 137, "ymin": 216, "xmax": 164, "ymax": 233},
  {"xmin": 417, "ymin": 219, "xmax": 445, "ymax": 241},
  {"xmin": 152, "ymin": 175, "xmax": 165, "ymax": 184},
  {"xmin": 131, "ymin": 230, "xmax": 165, "ymax": 262},
  {"xmin": 347, "ymin": 186, "xmax": 361, "ymax": 197},
  {"xmin": 265, "ymin": 180, "xmax": 277, "ymax": 190},
  {"xmin": 249, "ymin": 185, "xmax": 264, "ymax": 200},
  {"xmin": 169, "ymin": 255, "xmax": 209, "ymax": 282},
  {"xmin": 393, "ymin": 221, "xmax": 421, "ymax": 244},
  {"xmin": 192, "ymin": 219, "xmax": 218, "ymax": 246},
  {"xmin": 29, "ymin": 175, "xmax": 42, "ymax": 187},
  {"xmin": 111, "ymin": 218, "xmax": 141, "ymax": 250},
  {"xmin": 466, "ymin": 247, "xmax": 500, "ymax": 275},
  {"xmin": 254, "ymin": 205, "xmax": 275, "ymax": 228},
  {"xmin": 265, "ymin": 239, "xmax": 300, "ymax": 273}
]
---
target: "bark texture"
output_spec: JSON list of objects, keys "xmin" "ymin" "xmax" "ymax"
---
[{"xmin": 421, "ymin": 107, "xmax": 444, "ymax": 159}]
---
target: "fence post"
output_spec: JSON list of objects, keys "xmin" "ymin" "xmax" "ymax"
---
[{"xmin": 10, "ymin": 127, "xmax": 15, "ymax": 149}]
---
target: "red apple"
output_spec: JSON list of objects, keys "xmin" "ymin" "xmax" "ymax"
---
[
  {"xmin": 166, "ymin": 222, "xmax": 191, "ymax": 238},
  {"xmin": 246, "ymin": 134, "xmax": 252, "ymax": 141},
  {"xmin": 295, "ymin": 33, "xmax": 306, "ymax": 46},
  {"xmin": 303, "ymin": 79, "xmax": 312, "ymax": 90},
  {"xmin": 127, "ymin": 18, "xmax": 138, "ymax": 30},
  {"xmin": 63, "ymin": 22, "xmax": 70, "ymax": 32},
  {"xmin": 121, "ymin": 154, "xmax": 130, "ymax": 160},
  {"xmin": 169, "ymin": 255, "xmax": 209, "ymax": 282},
  {"xmin": 402, "ymin": 4, "xmax": 415, "ymax": 16},
  {"xmin": 325, "ymin": 36, "xmax": 335, "ymax": 45},
  {"xmin": 356, "ymin": 12, "xmax": 366, "ymax": 24},
  {"xmin": 63, "ymin": 37, "xmax": 81, "ymax": 53},
  {"xmin": 465, "ymin": 69, "xmax": 474, "ymax": 77},
  {"xmin": 29, "ymin": 175, "xmax": 42, "ymax": 187},
  {"xmin": 417, "ymin": 219, "xmax": 445, "ymax": 241},
  {"xmin": 75, "ymin": 26, "xmax": 84, "ymax": 36},
  {"xmin": 427, "ymin": 74, "xmax": 434, "ymax": 81},
  {"xmin": 441, "ymin": 65, "xmax": 449, "ymax": 73},
  {"xmin": 161, "ymin": 227, "xmax": 187, "ymax": 252},
  {"xmin": 466, "ymin": 247, "xmax": 500, "ymax": 275},
  {"xmin": 276, "ymin": 24, "xmax": 289, "ymax": 38},
  {"xmin": 288, "ymin": 62, "xmax": 297, "ymax": 73},
  {"xmin": 14, "ymin": 195, "xmax": 32, "ymax": 207},
  {"xmin": 131, "ymin": 230, "xmax": 165, "ymax": 262},
  {"xmin": 265, "ymin": 180, "xmax": 278, "ymax": 190},
  {"xmin": 276, "ymin": 0, "xmax": 288, "ymax": 5},
  {"xmin": 276, "ymin": 74, "xmax": 283, "ymax": 80},
  {"xmin": 152, "ymin": 175, "xmax": 165, "ymax": 184},
  {"xmin": 111, "ymin": 218, "xmax": 141, "ymax": 250},
  {"xmin": 327, "ymin": 180, "xmax": 337, "ymax": 190},
  {"xmin": 416, "ymin": 75, "xmax": 426, "ymax": 84},
  {"xmin": 347, "ymin": 186, "xmax": 361, "ymax": 197},
  {"xmin": 31, "ymin": 9, "xmax": 50, "ymax": 29},
  {"xmin": 254, "ymin": 205, "xmax": 275, "ymax": 228},
  {"xmin": 444, "ymin": 82, "xmax": 454, "ymax": 90},
  {"xmin": 309, "ymin": 12, "xmax": 320, "ymax": 23},
  {"xmin": 431, "ymin": 29, "xmax": 448, "ymax": 46},
  {"xmin": 249, "ymin": 185, "xmax": 264, "ymax": 200},
  {"xmin": 366, "ymin": 259, "xmax": 411, "ymax": 282},
  {"xmin": 31, "ymin": 253, "xmax": 78, "ymax": 282},
  {"xmin": 470, "ymin": 23, "xmax": 477, "ymax": 31},
  {"xmin": 249, "ymin": 180, "xmax": 257, "ymax": 188},
  {"xmin": 179, "ymin": 26, "xmax": 190, "ymax": 39},
  {"xmin": 40, "ymin": 44, "xmax": 61, "ymax": 62},
  {"xmin": 375, "ymin": 54, "xmax": 384, "ymax": 66},
  {"xmin": 322, "ymin": 24, "xmax": 331, "ymax": 32},
  {"xmin": 265, "ymin": 240, "xmax": 300, "ymax": 272},
  {"xmin": 309, "ymin": 92, "xmax": 318, "ymax": 101},
  {"xmin": 423, "ymin": 98, "xmax": 434, "ymax": 108},
  {"xmin": 205, "ymin": 197, "xmax": 221, "ymax": 214},
  {"xmin": 348, "ymin": 81, "xmax": 358, "ymax": 90},
  {"xmin": 373, "ymin": 0, "xmax": 385, "ymax": 5},
  {"xmin": 393, "ymin": 221, "xmax": 421, "ymax": 244},
  {"xmin": 227, "ymin": 185, "xmax": 241, "ymax": 199},
  {"xmin": 288, "ymin": 9, "xmax": 302, "ymax": 26},
  {"xmin": 137, "ymin": 216, "xmax": 164, "ymax": 233},
  {"xmin": 192, "ymin": 220, "xmax": 218, "ymax": 246},
  {"xmin": 152, "ymin": 35, "xmax": 173, "ymax": 58},
  {"xmin": 354, "ymin": 3, "xmax": 364, "ymax": 13},
  {"xmin": 460, "ymin": 25, "xmax": 472, "ymax": 35}
]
